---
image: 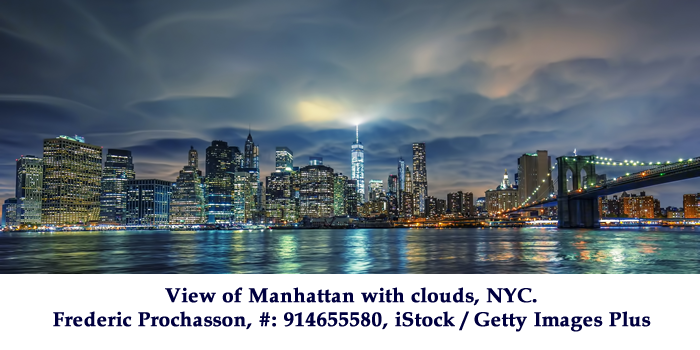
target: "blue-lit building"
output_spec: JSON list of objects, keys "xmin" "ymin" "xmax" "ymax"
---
[
  {"xmin": 205, "ymin": 140, "xmax": 233, "ymax": 223},
  {"xmin": 2, "ymin": 198, "xmax": 18, "ymax": 228},
  {"xmin": 125, "ymin": 179, "xmax": 172, "ymax": 226},
  {"xmin": 351, "ymin": 125, "xmax": 365, "ymax": 202}
]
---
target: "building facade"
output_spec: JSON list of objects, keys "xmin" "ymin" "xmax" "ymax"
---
[
  {"xmin": 683, "ymin": 194, "xmax": 699, "ymax": 218},
  {"xmin": 517, "ymin": 150, "xmax": 552, "ymax": 206},
  {"xmin": 275, "ymin": 147, "xmax": 293, "ymax": 171},
  {"xmin": 351, "ymin": 125, "xmax": 365, "ymax": 202},
  {"xmin": 125, "ymin": 179, "xmax": 172, "ymax": 226},
  {"xmin": 485, "ymin": 170, "xmax": 518, "ymax": 215},
  {"xmin": 100, "ymin": 149, "xmax": 135, "ymax": 224},
  {"xmin": 16, "ymin": 155, "xmax": 43, "ymax": 225},
  {"xmin": 299, "ymin": 164, "xmax": 335, "ymax": 218},
  {"xmin": 622, "ymin": 192, "xmax": 655, "ymax": 218},
  {"xmin": 205, "ymin": 140, "xmax": 233, "ymax": 223},
  {"xmin": 447, "ymin": 191, "xmax": 474, "ymax": 217},
  {"xmin": 42, "ymin": 135, "xmax": 102, "ymax": 225},
  {"xmin": 2, "ymin": 198, "xmax": 18, "ymax": 228},
  {"xmin": 412, "ymin": 143, "xmax": 427, "ymax": 217},
  {"xmin": 170, "ymin": 147, "xmax": 206, "ymax": 225}
]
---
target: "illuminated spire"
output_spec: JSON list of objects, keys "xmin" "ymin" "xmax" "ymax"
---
[{"xmin": 356, "ymin": 124, "xmax": 359, "ymax": 143}]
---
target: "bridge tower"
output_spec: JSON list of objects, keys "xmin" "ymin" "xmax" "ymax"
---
[{"xmin": 557, "ymin": 155, "xmax": 600, "ymax": 228}]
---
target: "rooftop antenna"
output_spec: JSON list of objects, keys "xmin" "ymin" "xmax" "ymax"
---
[{"xmin": 355, "ymin": 124, "xmax": 359, "ymax": 143}]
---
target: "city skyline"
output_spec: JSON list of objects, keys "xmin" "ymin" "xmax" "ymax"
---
[{"xmin": 2, "ymin": 0, "xmax": 700, "ymax": 207}]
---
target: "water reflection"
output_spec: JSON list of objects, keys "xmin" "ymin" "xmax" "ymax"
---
[{"xmin": 0, "ymin": 227, "xmax": 699, "ymax": 273}]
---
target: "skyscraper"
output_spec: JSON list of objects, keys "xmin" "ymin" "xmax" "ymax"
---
[
  {"xmin": 2, "ymin": 198, "xmax": 18, "ymax": 228},
  {"xmin": 42, "ymin": 135, "xmax": 102, "ymax": 225},
  {"xmin": 243, "ymin": 133, "xmax": 259, "ymax": 169},
  {"xmin": 230, "ymin": 146, "xmax": 242, "ymax": 173},
  {"xmin": 351, "ymin": 125, "xmax": 365, "ymax": 202},
  {"xmin": 275, "ymin": 147, "xmax": 294, "ymax": 171},
  {"xmin": 125, "ymin": 179, "xmax": 172, "ymax": 226},
  {"xmin": 412, "ymin": 143, "xmax": 427, "ymax": 217},
  {"xmin": 397, "ymin": 158, "xmax": 405, "ymax": 211},
  {"xmin": 334, "ymin": 173, "xmax": 348, "ymax": 216},
  {"xmin": 170, "ymin": 147, "xmax": 207, "ymax": 224},
  {"xmin": 299, "ymin": 164, "xmax": 335, "ymax": 218},
  {"xmin": 205, "ymin": 140, "xmax": 233, "ymax": 223},
  {"xmin": 100, "ymin": 149, "xmax": 135, "ymax": 224},
  {"xmin": 16, "ymin": 155, "xmax": 43, "ymax": 225},
  {"xmin": 517, "ymin": 150, "xmax": 552, "ymax": 205},
  {"xmin": 404, "ymin": 166, "xmax": 413, "ymax": 218},
  {"xmin": 243, "ymin": 132, "xmax": 262, "ymax": 221},
  {"xmin": 369, "ymin": 179, "xmax": 384, "ymax": 201}
]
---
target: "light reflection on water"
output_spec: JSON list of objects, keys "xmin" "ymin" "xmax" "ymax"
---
[{"xmin": 0, "ymin": 227, "xmax": 699, "ymax": 274}]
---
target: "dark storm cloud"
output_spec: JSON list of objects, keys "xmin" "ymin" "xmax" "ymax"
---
[{"xmin": 1, "ymin": 0, "xmax": 700, "ymax": 207}]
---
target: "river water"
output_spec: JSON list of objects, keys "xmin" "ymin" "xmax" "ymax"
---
[{"xmin": 0, "ymin": 227, "xmax": 698, "ymax": 273}]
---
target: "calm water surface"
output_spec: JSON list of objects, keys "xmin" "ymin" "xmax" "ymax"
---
[{"xmin": 1, "ymin": 227, "xmax": 699, "ymax": 273}]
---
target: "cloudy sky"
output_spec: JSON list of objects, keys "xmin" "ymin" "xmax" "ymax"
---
[{"xmin": 1, "ymin": 0, "xmax": 699, "ymax": 207}]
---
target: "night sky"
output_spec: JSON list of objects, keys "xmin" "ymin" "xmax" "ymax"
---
[{"xmin": 1, "ymin": 0, "xmax": 699, "ymax": 208}]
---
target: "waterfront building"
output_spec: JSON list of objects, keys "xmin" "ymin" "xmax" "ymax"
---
[
  {"xmin": 397, "ymin": 158, "xmax": 405, "ymax": 211},
  {"xmin": 265, "ymin": 171, "xmax": 297, "ymax": 223},
  {"xmin": 412, "ymin": 143, "xmax": 427, "ymax": 217},
  {"xmin": 351, "ymin": 125, "xmax": 365, "ymax": 202},
  {"xmin": 170, "ymin": 147, "xmax": 206, "ymax": 224},
  {"xmin": 125, "ymin": 179, "xmax": 172, "ymax": 226},
  {"xmin": 517, "ymin": 150, "xmax": 552, "ymax": 206},
  {"xmin": 333, "ymin": 173, "xmax": 348, "ymax": 216},
  {"xmin": 403, "ymin": 166, "xmax": 413, "ymax": 218},
  {"xmin": 309, "ymin": 156, "xmax": 323, "ymax": 166},
  {"xmin": 2, "ymin": 198, "xmax": 18, "ymax": 228},
  {"xmin": 475, "ymin": 197, "xmax": 486, "ymax": 215},
  {"xmin": 42, "ymin": 135, "xmax": 102, "ymax": 225},
  {"xmin": 485, "ymin": 170, "xmax": 518, "ymax": 215},
  {"xmin": 16, "ymin": 155, "xmax": 43, "ymax": 225},
  {"xmin": 436, "ymin": 198, "xmax": 446, "ymax": 216},
  {"xmin": 100, "ymin": 149, "xmax": 135, "ymax": 224},
  {"xmin": 425, "ymin": 196, "xmax": 437, "ymax": 218},
  {"xmin": 275, "ymin": 147, "xmax": 293, "ymax": 171},
  {"xmin": 298, "ymin": 164, "xmax": 335, "ymax": 218},
  {"xmin": 205, "ymin": 141, "xmax": 233, "ymax": 223},
  {"xmin": 345, "ymin": 179, "xmax": 358, "ymax": 217},
  {"xmin": 447, "ymin": 191, "xmax": 474, "ymax": 217},
  {"xmin": 622, "ymin": 191, "xmax": 655, "ymax": 218},
  {"xmin": 683, "ymin": 194, "xmax": 699, "ymax": 218}
]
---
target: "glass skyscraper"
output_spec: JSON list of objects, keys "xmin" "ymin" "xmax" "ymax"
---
[
  {"xmin": 397, "ymin": 157, "xmax": 405, "ymax": 211},
  {"xmin": 205, "ymin": 140, "xmax": 233, "ymax": 223},
  {"xmin": 100, "ymin": 149, "xmax": 135, "ymax": 224},
  {"xmin": 125, "ymin": 179, "xmax": 172, "ymax": 226},
  {"xmin": 351, "ymin": 125, "xmax": 365, "ymax": 202},
  {"xmin": 42, "ymin": 135, "xmax": 102, "ymax": 225},
  {"xmin": 412, "ymin": 143, "xmax": 427, "ymax": 217},
  {"xmin": 171, "ymin": 147, "xmax": 206, "ymax": 224},
  {"xmin": 16, "ymin": 155, "xmax": 43, "ymax": 225},
  {"xmin": 275, "ymin": 147, "xmax": 293, "ymax": 171}
]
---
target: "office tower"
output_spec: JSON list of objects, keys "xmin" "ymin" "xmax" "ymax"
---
[
  {"xmin": 683, "ymin": 194, "xmax": 699, "ymax": 218},
  {"xmin": 42, "ymin": 135, "xmax": 102, "ymax": 225},
  {"xmin": 369, "ymin": 180, "xmax": 384, "ymax": 201},
  {"xmin": 309, "ymin": 156, "xmax": 323, "ymax": 166},
  {"xmin": 436, "ymin": 198, "xmax": 446, "ymax": 216},
  {"xmin": 412, "ymin": 143, "xmax": 427, "ymax": 216},
  {"xmin": 125, "ymin": 179, "xmax": 172, "ymax": 226},
  {"xmin": 16, "ymin": 155, "xmax": 43, "ymax": 225},
  {"xmin": 397, "ymin": 158, "xmax": 405, "ymax": 210},
  {"xmin": 205, "ymin": 140, "xmax": 233, "ymax": 223},
  {"xmin": 99, "ymin": 149, "xmax": 135, "ymax": 224},
  {"xmin": 517, "ymin": 150, "xmax": 552, "ymax": 205},
  {"xmin": 334, "ymin": 173, "xmax": 348, "ymax": 216},
  {"xmin": 351, "ymin": 125, "xmax": 365, "ymax": 202},
  {"xmin": 485, "ymin": 170, "xmax": 518, "ymax": 215},
  {"xmin": 243, "ymin": 133, "xmax": 259, "ymax": 169},
  {"xmin": 265, "ymin": 171, "xmax": 296, "ymax": 223},
  {"xmin": 447, "ymin": 191, "xmax": 475, "ymax": 217},
  {"xmin": 425, "ymin": 196, "xmax": 437, "ymax": 218},
  {"xmin": 387, "ymin": 175, "xmax": 398, "ymax": 194},
  {"xmin": 403, "ymin": 166, "xmax": 413, "ymax": 218},
  {"xmin": 170, "ymin": 147, "xmax": 207, "ymax": 224},
  {"xmin": 345, "ymin": 179, "xmax": 358, "ymax": 217},
  {"xmin": 298, "ymin": 164, "xmax": 335, "ymax": 218},
  {"xmin": 230, "ymin": 146, "xmax": 242, "ymax": 173},
  {"xmin": 275, "ymin": 147, "xmax": 294, "ymax": 171},
  {"xmin": 2, "ymin": 198, "xmax": 18, "ymax": 228}
]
